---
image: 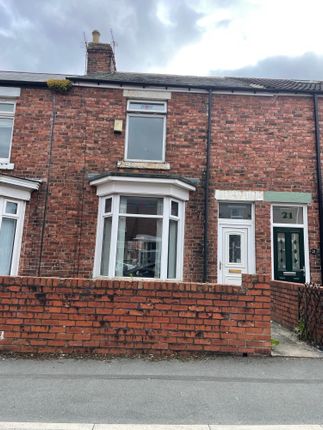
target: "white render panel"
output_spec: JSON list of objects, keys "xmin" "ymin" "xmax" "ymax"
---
[
  {"xmin": 0, "ymin": 87, "xmax": 21, "ymax": 97},
  {"xmin": 91, "ymin": 176, "xmax": 195, "ymax": 201},
  {"xmin": 215, "ymin": 190, "xmax": 264, "ymax": 201},
  {"xmin": 0, "ymin": 175, "xmax": 40, "ymax": 201},
  {"xmin": 123, "ymin": 89, "xmax": 172, "ymax": 100}
]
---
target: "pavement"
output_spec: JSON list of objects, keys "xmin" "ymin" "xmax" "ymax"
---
[
  {"xmin": 0, "ymin": 356, "xmax": 323, "ymax": 426},
  {"xmin": 271, "ymin": 322, "xmax": 323, "ymax": 358},
  {"xmin": 0, "ymin": 424, "xmax": 322, "ymax": 429}
]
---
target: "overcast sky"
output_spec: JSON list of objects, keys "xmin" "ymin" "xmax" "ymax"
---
[{"xmin": 1, "ymin": 0, "xmax": 323, "ymax": 80}]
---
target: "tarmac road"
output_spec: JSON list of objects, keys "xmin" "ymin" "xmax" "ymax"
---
[{"xmin": 0, "ymin": 356, "xmax": 322, "ymax": 425}]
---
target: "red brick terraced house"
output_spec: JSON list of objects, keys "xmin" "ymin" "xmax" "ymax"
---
[{"xmin": 1, "ymin": 31, "xmax": 323, "ymax": 287}]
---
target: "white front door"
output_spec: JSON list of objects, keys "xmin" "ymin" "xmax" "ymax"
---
[{"xmin": 219, "ymin": 226, "xmax": 250, "ymax": 285}]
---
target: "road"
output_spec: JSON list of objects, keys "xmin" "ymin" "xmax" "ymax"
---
[{"xmin": 0, "ymin": 356, "xmax": 322, "ymax": 426}]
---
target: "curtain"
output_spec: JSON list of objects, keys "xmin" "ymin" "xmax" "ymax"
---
[
  {"xmin": 155, "ymin": 219, "xmax": 162, "ymax": 278},
  {"xmin": 100, "ymin": 217, "xmax": 112, "ymax": 276},
  {"xmin": 167, "ymin": 220, "xmax": 178, "ymax": 278},
  {"xmin": 115, "ymin": 216, "xmax": 126, "ymax": 276},
  {"xmin": 0, "ymin": 217, "xmax": 16, "ymax": 275}
]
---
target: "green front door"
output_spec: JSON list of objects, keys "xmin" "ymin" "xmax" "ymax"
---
[{"xmin": 273, "ymin": 227, "xmax": 305, "ymax": 283}]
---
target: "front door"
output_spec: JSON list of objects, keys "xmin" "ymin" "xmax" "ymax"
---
[
  {"xmin": 220, "ymin": 226, "xmax": 249, "ymax": 285},
  {"xmin": 273, "ymin": 227, "xmax": 305, "ymax": 283}
]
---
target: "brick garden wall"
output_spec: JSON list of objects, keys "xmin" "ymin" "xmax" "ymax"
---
[
  {"xmin": 0, "ymin": 275, "xmax": 271, "ymax": 356},
  {"xmin": 271, "ymin": 280, "xmax": 300, "ymax": 330}
]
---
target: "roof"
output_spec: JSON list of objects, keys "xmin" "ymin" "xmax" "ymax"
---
[
  {"xmin": 0, "ymin": 71, "xmax": 66, "ymax": 85},
  {"xmin": 70, "ymin": 72, "xmax": 323, "ymax": 93},
  {"xmin": 1, "ymin": 69, "xmax": 323, "ymax": 94}
]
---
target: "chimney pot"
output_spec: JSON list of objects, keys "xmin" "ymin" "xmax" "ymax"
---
[{"xmin": 92, "ymin": 30, "xmax": 101, "ymax": 43}]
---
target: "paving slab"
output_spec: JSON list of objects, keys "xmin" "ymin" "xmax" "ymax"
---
[{"xmin": 271, "ymin": 322, "xmax": 323, "ymax": 358}]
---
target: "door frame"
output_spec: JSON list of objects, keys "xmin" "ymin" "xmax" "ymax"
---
[
  {"xmin": 270, "ymin": 204, "xmax": 310, "ymax": 282},
  {"xmin": 217, "ymin": 203, "xmax": 255, "ymax": 284}
]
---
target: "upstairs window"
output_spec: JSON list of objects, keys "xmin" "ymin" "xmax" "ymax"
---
[
  {"xmin": 125, "ymin": 100, "xmax": 167, "ymax": 162},
  {"xmin": 0, "ymin": 102, "xmax": 15, "ymax": 164}
]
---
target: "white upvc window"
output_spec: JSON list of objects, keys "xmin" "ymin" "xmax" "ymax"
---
[
  {"xmin": 0, "ymin": 101, "xmax": 15, "ymax": 165},
  {"xmin": 125, "ymin": 100, "xmax": 167, "ymax": 162},
  {"xmin": 94, "ymin": 194, "xmax": 184, "ymax": 280},
  {"xmin": 0, "ymin": 197, "xmax": 25, "ymax": 275}
]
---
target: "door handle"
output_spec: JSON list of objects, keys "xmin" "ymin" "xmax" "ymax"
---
[{"xmin": 219, "ymin": 261, "xmax": 222, "ymax": 270}]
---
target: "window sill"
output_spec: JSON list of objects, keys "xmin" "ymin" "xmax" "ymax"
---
[
  {"xmin": 117, "ymin": 160, "xmax": 170, "ymax": 170},
  {"xmin": 0, "ymin": 163, "xmax": 14, "ymax": 170}
]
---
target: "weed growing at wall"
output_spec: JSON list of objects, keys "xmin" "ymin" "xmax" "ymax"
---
[{"xmin": 47, "ymin": 79, "xmax": 72, "ymax": 93}]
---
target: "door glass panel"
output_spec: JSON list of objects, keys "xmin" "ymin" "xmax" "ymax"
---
[
  {"xmin": 291, "ymin": 233, "xmax": 301, "ymax": 271},
  {"xmin": 273, "ymin": 206, "xmax": 303, "ymax": 224},
  {"xmin": 229, "ymin": 234, "xmax": 241, "ymax": 263},
  {"xmin": 277, "ymin": 232, "xmax": 286, "ymax": 270},
  {"xmin": 0, "ymin": 217, "xmax": 17, "ymax": 275},
  {"xmin": 219, "ymin": 203, "xmax": 251, "ymax": 219}
]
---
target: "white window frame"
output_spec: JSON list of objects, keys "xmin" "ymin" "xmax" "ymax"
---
[
  {"xmin": 0, "ymin": 197, "xmax": 26, "ymax": 275},
  {"xmin": 271, "ymin": 203, "xmax": 310, "ymax": 282},
  {"xmin": 0, "ymin": 100, "xmax": 16, "ymax": 165},
  {"xmin": 94, "ymin": 194, "xmax": 184, "ymax": 280},
  {"xmin": 125, "ymin": 100, "xmax": 167, "ymax": 163}
]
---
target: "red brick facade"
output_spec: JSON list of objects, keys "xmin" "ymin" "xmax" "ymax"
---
[
  {"xmin": 0, "ymin": 274, "xmax": 271, "ymax": 356},
  {"xmin": 0, "ymin": 34, "xmax": 323, "ymax": 284},
  {"xmin": 2, "ymin": 85, "xmax": 321, "ymax": 282}
]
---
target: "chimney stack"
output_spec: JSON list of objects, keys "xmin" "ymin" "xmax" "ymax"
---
[{"xmin": 86, "ymin": 30, "xmax": 116, "ymax": 74}]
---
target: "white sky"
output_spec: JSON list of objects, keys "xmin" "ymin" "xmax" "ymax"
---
[{"xmin": 155, "ymin": 0, "xmax": 323, "ymax": 76}]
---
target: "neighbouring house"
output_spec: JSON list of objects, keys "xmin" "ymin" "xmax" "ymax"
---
[{"xmin": 0, "ymin": 30, "xmax": 322, "ymax": 287}]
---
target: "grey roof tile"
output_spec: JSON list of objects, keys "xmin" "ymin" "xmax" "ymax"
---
[
  {"xmin": 1, "ymin": 69, "xmax": 323, "ymax": 93},
  {"xmin": 0, "ymin": 70, "xmax": 66, "ymax": 83}
]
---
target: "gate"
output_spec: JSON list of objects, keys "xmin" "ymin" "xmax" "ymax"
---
[{"xmin": 298, "ymin": 283, "xmax": 321, "ymax": 345}]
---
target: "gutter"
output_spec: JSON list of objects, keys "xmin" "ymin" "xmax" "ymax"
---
[
  {"xmin": 1, "ymin": 76, "xmax": 323, "ymax": 96},
  {"xmin": 203, "ymin": 89, "xmax": 212, "ymax": 282},
  {"xmin": 68, "ymin": 76, "xmax": 323, "ymax": 96},
  {"xmin": 313, "ymin": 95, "xmax": 323, "ymax": 283}
]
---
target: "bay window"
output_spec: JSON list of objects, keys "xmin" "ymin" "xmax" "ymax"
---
[
  {"xmin": 0, "ymin": 197, "xmax": 24, "ymax": 275},
  {"xmin": 96, "ymin": 195, "xmax": 184, "ymax": 279},
  {"xmin": 0, "ymin": 174, "xmax": 40, "ymax": 276},
  {"xmin": 91, "ymin": 175, "xmax": 195, "ymax": 281}
]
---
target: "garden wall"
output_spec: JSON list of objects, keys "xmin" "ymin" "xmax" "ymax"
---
[
  {"xmin": 271, "ymin": 280, "xmax": 323, "ymax": 347},
  {"xmin": 0, "ymin": 274, "xmax": 271, "ymax": 356}
]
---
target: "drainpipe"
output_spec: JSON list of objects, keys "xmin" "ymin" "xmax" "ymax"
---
[
  {"xmin": 313, "ymin": 94, "xmax": 323, "ymax": 284},
  {"xmin": 38, "ymin": 93, "xmax": 56, "ymax": 276},
  {"xmin": 203, "ymin": 89, "xmax": 212, "ymax": 282}
]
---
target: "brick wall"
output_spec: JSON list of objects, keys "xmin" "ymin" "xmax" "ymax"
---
[
  {"xmin": 271, "ymin": 280, "xmax": 323, "ymax": 346},
  {"xmin": 4, "ymin": 86, "xmax": 322, "ymax": 282},
  {"xmin": 0, "ymin": 275, "xmax": 271, "ymax": 356},
  {"xmin": 271, "ymin": 280, "xmax": 300, "ymax": 330}
]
